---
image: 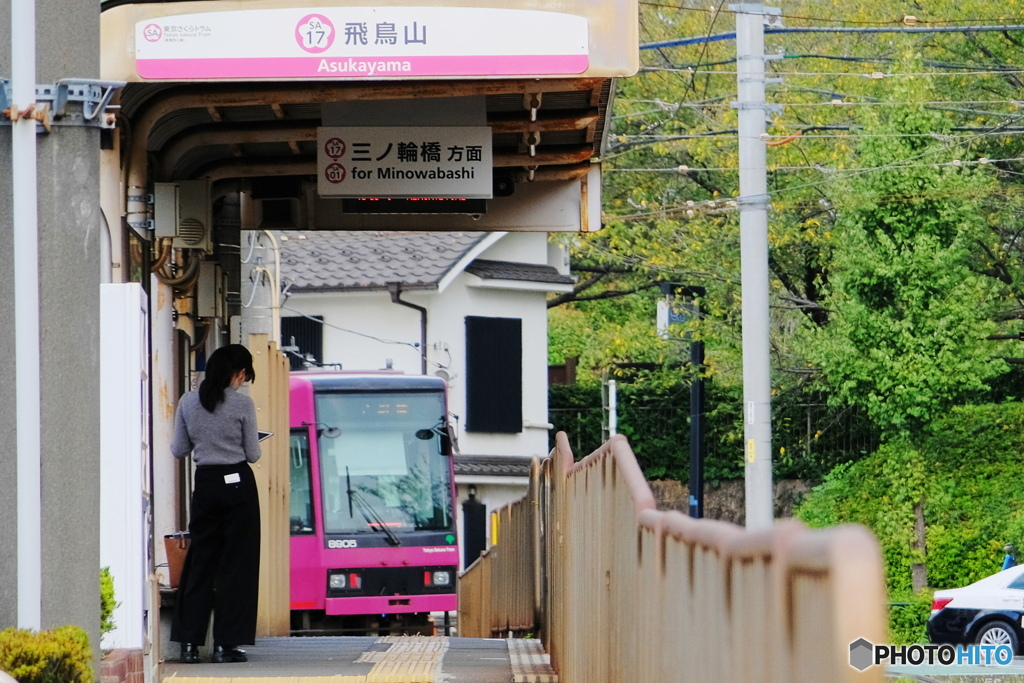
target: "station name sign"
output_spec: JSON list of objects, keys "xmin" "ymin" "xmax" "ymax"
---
[
  {"xmin": 317, "ymin": 127, "xmax": 493, "ymax": 199},
  {"xmin": 135, "ymin": 7, "xmax": 588, "ymax": 80}
]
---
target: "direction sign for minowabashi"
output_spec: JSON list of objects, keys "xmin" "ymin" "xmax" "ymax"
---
[{"xmin": 317, "ymin": 127, "xmax": 493, "ymax": 199}]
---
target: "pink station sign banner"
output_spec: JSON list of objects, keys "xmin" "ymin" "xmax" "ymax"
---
[{"xmin": 135, "ymin": 7, "xmax": 589, "ymax": 80}]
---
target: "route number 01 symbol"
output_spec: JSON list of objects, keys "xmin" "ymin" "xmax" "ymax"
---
[
  {"xmin": 325, "ymin": 163, "xmax": 346, "ymax": 184},
  {"xmin": 295, "ymin": 14, "xmax": 335, "ymax": 54}
]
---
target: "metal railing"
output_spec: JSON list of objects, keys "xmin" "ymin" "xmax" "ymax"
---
[{"xmin": 458, "ymin": 432, "xmax": 888, "ymax": 682}]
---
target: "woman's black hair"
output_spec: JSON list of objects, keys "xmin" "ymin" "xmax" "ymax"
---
[{"xmin": 198, "ymin": 344, "xmax": 256, "ymax": 412}]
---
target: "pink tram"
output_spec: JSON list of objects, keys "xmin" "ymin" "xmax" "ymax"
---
[{"xmin": 288, "ymin": 372, "xmax": 459, "ymax": 634}]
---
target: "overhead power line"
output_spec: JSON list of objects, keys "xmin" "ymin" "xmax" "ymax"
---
[
  {"xmin": 639, "ymin": 2, "xmax": 1020, "ymax": 28},
  {"xmin": 642, "ymin": 24, "xmax": 1024, "ymax": 51},
  {"xmin": 643, "ymin": 53, "xmax": 1024, "ymax": 73},
  {"xmin": 641, "ymin": 67, "xmax": 1024, "ymax": 78}
]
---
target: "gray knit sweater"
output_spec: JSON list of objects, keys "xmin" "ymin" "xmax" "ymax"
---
[{"xmin": 171, "ymin": 387, "xmax": 262, "ymax": 466}]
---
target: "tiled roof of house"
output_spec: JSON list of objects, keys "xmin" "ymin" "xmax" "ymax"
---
[
  {"xmin": 454, "ymin": 454, "xmax": 537, "ymax": 478},
  {"xmin": 278, "ymin": 231, "xmax": 488, "ymax": 291},
  {"xmin": 464, "ymin": 259, "xmax": 575, "ymax": 285}
]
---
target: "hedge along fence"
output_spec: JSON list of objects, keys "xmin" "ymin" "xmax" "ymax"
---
[
  {"xmin": 549, "ymin": 382, "xmax": 879, "ymax": 483},
  {"xmin": 0, "ymin": 626, "xmax": 94, "ymax": 683}
]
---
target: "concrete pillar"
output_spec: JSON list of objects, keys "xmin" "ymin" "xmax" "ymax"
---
[{"xmin": 37, "ymin": 0, "xmax": 102, "ymax": 647}]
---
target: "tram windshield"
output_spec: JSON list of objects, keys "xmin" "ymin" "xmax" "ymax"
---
[{"xmin": 315, "ymin": 390, "xmax": 453, "ymax": 535}]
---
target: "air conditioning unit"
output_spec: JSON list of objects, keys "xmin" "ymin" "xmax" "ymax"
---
[{"xmin": 154, "ymin": 180, "xmax": 213, "ymax": 253}]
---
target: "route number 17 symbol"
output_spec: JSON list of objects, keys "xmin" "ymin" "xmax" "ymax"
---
[
  {"xmin": 296, "ymin": 14, "xmax": 335, "ymax": 54},
  {"xmin": 324, "ymin": 138, "xmax": 346, "ymax": 159}
]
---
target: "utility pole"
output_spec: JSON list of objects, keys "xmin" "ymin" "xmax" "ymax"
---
[{"xmin": 732, "ymin": 3, "xmax": 779, "ymax": 530}]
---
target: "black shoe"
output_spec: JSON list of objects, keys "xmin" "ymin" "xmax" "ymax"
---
[
  {"xmin": 212, "ymin": 645, "xmax": 247, "ymax": 663},
  {"xmin": 179, "ymin": 643, "xmax": 200, "ymax": 664}
]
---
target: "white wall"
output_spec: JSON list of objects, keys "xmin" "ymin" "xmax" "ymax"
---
[
  {"xmin": 284, "ymin": 289, "xmax": 427, "ymax": 373},
  {"xmin": 100, "ymin": 283, "xmax": 148, "ymax": 650},
  {"xmin": 476, "ymin": 232, "xmax": 548, "ymax": 264}
]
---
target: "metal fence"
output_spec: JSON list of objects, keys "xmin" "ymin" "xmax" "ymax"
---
[
  {"xmin": 550, "ymin": 390, "xmax": 880, "ymax": 481},
  {"xmin": 459, "ymin": 432, "xmax": 888, "ymax": 682}
]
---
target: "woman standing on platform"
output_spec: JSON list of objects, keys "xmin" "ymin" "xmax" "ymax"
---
[{"xmin": 170, "ymin": 344, "xmax": 262, "ymax": 664}]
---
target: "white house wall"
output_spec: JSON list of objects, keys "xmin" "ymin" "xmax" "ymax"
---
[
  {"xmin": 474, "ymin": 231, "xmax": 549, "ymax": 264},
  {"xmin": 431, "ymin": 275, "xmax": 551, "ymax": 458},
  {"xmin": 285, "ymin": 289, "xmax": 426, "ymax": 372}
]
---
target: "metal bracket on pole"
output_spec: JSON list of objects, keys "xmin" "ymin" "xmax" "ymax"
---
[
  {"xmin": 736, "ymin": 193, "xmax": 771, "ymax": 211},
  {"xmin": 731, "ymin": 101, "xmax": 782, "ymax": 113},
  {"xmin": 0, "ymin": 78, "xmax": 124, "ymax": 129},
  {"xmin": 0, "ymin": 78, "xmax": 11, "ymax": 113},
  {"xmin": 728, "ymin": 3, "xmax": 782, "ymax": 17}
]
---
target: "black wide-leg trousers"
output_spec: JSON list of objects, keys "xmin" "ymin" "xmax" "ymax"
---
[{"xmin": 171, "ymin": 462, "xmax": 261, "ymax": 647}]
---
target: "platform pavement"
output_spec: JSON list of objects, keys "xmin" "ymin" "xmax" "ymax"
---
[{"xmin": 160, "ymin": 635, "xmax": 556, "ymax": 683}]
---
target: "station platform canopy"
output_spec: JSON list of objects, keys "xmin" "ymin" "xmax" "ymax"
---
[{"xmin": 100, "ymin": 0, "xmax": 638, "ymax": 232}]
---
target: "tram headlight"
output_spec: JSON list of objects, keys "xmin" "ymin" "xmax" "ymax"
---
[
  {"xmin": 431, "ymin": 571, "xmax": 452, "ymax": 587},
  {"xmin": 328, "ymin": 571, "xmax": 362, "ymax": 592}
]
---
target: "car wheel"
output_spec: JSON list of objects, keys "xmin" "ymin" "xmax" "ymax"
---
[{"xmin": 976, "ymin": 621, "xmax": 1019, "ymax": 653}]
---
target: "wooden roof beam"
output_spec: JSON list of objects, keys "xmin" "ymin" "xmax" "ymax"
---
[{"xmin": 488, "ymin": 109, "xmax": 600, "ymax": 134}]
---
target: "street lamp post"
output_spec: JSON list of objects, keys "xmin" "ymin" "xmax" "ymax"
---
[
  {"xmin": 661, "ymin": 283, "xmax": 706, "ymax": 518},
  {"xmin": 682, "ymin": 286, "xmax": 706, "ymax": 519}
]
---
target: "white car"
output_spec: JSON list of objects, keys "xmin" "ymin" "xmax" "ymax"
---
[{"xmin": 928, "ymin": 565, "xmax": 1024, "ymax": 653}]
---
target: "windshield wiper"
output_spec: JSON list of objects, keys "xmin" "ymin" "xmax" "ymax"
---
[{"xmin": 346, "ymin": 466, "xmax": 401, "ymax": 547}]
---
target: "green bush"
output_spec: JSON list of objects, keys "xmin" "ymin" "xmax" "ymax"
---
[
  {"xmin": 797, "ymin": 402, "xmax": 1024, "ymax": 604},
  {"xmin": 100, "ymin": 567, "xmax": 118, "ymax": 637},
  {"xmin": 0, "ymin": 626, "xmax": 94, "ymax": 683},
  {"xmin": 889, "ymin": 590, "xmax": 934, "ymax": 645}
]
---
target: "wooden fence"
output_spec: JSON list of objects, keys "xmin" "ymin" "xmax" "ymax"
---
[
  {"xmin": 459, "ymin": 432, "xmax": 887, "ymax": 682},
  {"xmin": 247, "ymin": 333, "xmax": 292, "ymax": 637}
]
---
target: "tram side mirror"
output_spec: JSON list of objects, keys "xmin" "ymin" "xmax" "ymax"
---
[
  {"xmin": 304, "ymin": 422, "xmax": 343, "ymax": 439},
  {"xmin": 415, "ymin": 421, "xmax": 458, "ymax": 455}
]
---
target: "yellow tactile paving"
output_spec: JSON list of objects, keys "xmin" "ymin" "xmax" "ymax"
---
[
  {"xmin": 366, "ymin": 636, "xmax": 450, "ymax": 683},
  {"xmin": 507, "ymin": 638, "xmax": 557, "ymax": 683}
]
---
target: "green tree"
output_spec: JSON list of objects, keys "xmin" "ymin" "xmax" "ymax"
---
[
  {"xmin": 808, "ymin": 71, "xmax": 1009, "ymax": 588},
  {"xmin": 553, "ymin": 1, "xmax": 1024, "ymax": 390}
]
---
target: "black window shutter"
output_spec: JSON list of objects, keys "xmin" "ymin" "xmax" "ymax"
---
[
  {"xmin": 465, "ymin": 316, "xmax": 522, "ymax": 433},
  {"xmin": 281, "ymin": 316, "xmax": 324, "ymax": 370}
]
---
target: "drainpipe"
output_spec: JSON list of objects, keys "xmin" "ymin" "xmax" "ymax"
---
[
  {"xmin": 388, "ymin": 284, "xmax": 427, "ymax": 375},
  {"xmin": 11, "ymin": 0, "xmax": 42, "ymax": 630},
  {"xmin": 262, "ymin": 230, "xmax": 281, "ymax": 345},
  {"xmin": 100, "ymin": 211, "xmax": 112, "ymax": 284}
]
